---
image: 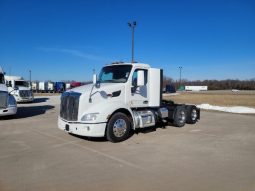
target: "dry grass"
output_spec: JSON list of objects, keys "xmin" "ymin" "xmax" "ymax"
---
[
  {"xmin": 163, "ymin": 90, "xmax": 255, "ymax": 108},
  {"xmin": 34, "ymin": 93, "xmax": 61, "ymax": 96}
]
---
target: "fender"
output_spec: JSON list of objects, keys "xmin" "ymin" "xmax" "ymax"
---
[{"xmin": 80, "ymin": 101, "xmax": 136, "ymax": 129}]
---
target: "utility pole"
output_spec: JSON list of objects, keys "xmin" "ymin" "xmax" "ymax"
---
[{"xmin": 128, "ymin": 21, "xmax": 136, "ymax": 63}]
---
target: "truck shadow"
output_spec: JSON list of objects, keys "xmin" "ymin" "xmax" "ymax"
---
[
  {"xmin": 15, "ymin": 105, "xmax": 55, "ymax": 118},
  {"xmin": 14, "ymin": 105, "xmax": 55, "ymax": 119},
  {"xmin": 1, "ymin": 105, "xmax": 55, "ymax": 120},
  {"xmin": 133, "ymin": 122, "xmax": 169, "ymax": 135},
  {"xmin": 32, "ymin": 97, "xmax": 49, "ymax": 103},
  {"xmin": 70, "ymin": 134, "xmax": 106, "ymax": 142},
  {"xmin": 70, "ymin": 124, "xmax": 169, "ymax": 143}
]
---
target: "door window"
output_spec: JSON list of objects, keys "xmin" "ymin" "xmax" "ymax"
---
[{"xmin": 132, "ymin": 69, "xmax": 148, "ymax": 86}]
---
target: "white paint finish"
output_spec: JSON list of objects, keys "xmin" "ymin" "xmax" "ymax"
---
[
  {"xmin": 39, "ymin": 82, "xmax": 47, "ymax": 91},
  {"xmin": 0, "ymin": 106, "xmax": 17, "ymax": 116},
  {"xmin": 0, "ymin": 71, "xmax": 17, "ymax": 116},
  {"xmin": 148, "ymin": 68, "xmax": 161, "ymax": 107},
  {"xmin": 58, "ymin": 117, "xmax": 106, "ymax": 137}
]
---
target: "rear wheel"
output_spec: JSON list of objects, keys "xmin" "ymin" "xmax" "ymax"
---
[
  {"xmin": 106, "ymin": 112, "xmax": 131, "ymax": 143},
  {"xmin": 173, "ymin": 106, "xmax": 186, "ymax": 127},
  {"xmin": 186, "ymin": 105, "xmax": 198, "ymax": 124}
]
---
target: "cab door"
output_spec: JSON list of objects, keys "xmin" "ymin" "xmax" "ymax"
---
[{"xmin": 130, "ymin": 69, "xmax": 148, "ymax": 108}]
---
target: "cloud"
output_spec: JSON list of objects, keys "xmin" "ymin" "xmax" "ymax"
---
[{"xmin": 38, "ymin": 47, "xmax": 106, "ymax": 61}]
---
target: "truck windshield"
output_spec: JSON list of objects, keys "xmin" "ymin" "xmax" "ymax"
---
[
  {"xmin": 0, "ymin": 74, "xmax": 4, "ymax": 84},
  {"xmin": 98, "ymin": 65, "xmax": 132, "ymax": 83},
  {"xmin": 15, "ymin": 80, "xmax": 29, "ymax": 87}
]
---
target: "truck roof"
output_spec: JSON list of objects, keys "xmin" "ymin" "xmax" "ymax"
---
[
  {"xmin": 5, "ymin": 75, "xmax": 24, "ymax": 81},
  {"xmin": 105, "ymin": 62, "xmax": 150, "ymax": 68}
]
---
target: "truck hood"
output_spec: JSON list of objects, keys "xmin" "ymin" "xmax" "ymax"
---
[
  {"xmin": 68, "ymin": 83, "xmax": 124, "ymax": 96},
  {"xmin": 0, "ymin": 84, "xmax": 7, "ymax": 92},
  {"xmin": 66, "ymin": 83, "xmax": 126, "ymax": 120}
]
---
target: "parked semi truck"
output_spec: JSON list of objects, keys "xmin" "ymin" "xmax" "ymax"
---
[
  {"xmin": 54, "ymin": 82, "xmax": 66, "ymax": 93},
  {"xmin": 58, "ymin": 62, "xmax": 200, "ymax": 142},
  {"xmin": 5, "ymin": 75, "xmax": 34, "ymax": 103},
  {"xmin": 0, "ymin": 67, "xmax": 17, "ymax": 116}
]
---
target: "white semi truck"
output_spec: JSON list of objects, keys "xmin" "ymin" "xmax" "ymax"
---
[
  {"xmin": 5, "ymin": 76, "xmax": 34, "ymax": 103},
  {"xmin": 58, "ymin": 63, "xmax": 200, "ymax": 142},
  {"xmin": 0, "ymin": 67, "xmax": 17, "ymax": 117}
]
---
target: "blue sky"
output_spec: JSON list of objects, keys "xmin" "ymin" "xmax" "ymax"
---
[{"xmin": 0, "ymin": 0, "xmax": 254, "ymax": 81}]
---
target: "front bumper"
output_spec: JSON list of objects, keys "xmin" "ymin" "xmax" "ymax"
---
[
  {"xmin": 58, "ymin": 117, "xmax": 106, "ymax": 137},
  {"xmin": 16, "ymin": 96, "xmax": 34, "ymax": 103},
  {"xmin": 0, "ymin": 106, "xmax": 17, "ymax": 116}
]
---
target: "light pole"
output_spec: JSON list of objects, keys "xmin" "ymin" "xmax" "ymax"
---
[
  {"xmin": 29, "ymin": 70, "xmax": 31, "ymax": 88},
  {"xmin": 128, "ymin": 21, "xmax": 136, "ymax": 63},
  {"xmin": 179, "ymin": 66, "xmax": 182, "ymax": 87}
]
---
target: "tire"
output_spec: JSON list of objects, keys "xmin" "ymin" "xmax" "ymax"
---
[
  {"xmin": 106, "ymin": 112, "xmax": 131, "ymax": 143},
  {"xmin": 186, "ymin": 105, "xmax": 198, "ymax": 124},
  {"xmin": 173, "ymin": 106, "xmax": 186, "ymax": 127}
]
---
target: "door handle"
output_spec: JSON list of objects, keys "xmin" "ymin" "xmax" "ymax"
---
[{"xmin": 143, "ymin": 101, "xmax": 148, "ymax": 104}]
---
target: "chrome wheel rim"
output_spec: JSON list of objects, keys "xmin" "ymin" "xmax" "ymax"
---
[
  {"xmin": 178, "ymin": 111, "xmax": 186, "ymax": 123},
  {"xmin": 113, "ymin": 119, "xmax": 127, "ymax": 137},
  {"xmin": 191, "ymin": 109, "xmax": 197, "ymax": 121}
]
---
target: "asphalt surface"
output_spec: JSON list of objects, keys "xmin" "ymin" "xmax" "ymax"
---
[{"xmin": 0, "ymin": 96, "xmax": 255, "ymax": 191}]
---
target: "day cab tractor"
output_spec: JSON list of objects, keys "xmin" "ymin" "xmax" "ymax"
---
[{"xmin": 58, "ymin": 62, "xmax": 200, "ymax": 142}]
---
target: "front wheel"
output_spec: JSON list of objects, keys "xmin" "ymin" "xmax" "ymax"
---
[{"xmin": 106, "ymin": 112, "xmax": 131, "ymax": 143}]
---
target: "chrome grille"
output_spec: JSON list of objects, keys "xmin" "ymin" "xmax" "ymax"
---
[
  {"xmin": 60, "ymin": 92, "xmax": 81, "ymax": 121},
  {"xmin": 19, "ymin": 90, "xmax": 31, "ymax": 98},
  {"xmin": 0, "ymin": 91, "xmax": 8, "ymax": 109}
]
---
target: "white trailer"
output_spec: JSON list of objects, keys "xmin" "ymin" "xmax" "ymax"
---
[
  {"xmin": 32, "ymin": 82, "xmax": 39, "ymax": 92},
  {"xmin": 0, "ymin": 67, "xmax": 17, "ymax": 116},
  {"xmin": 5, "ymin": 75, "xmax": 34, "ymax": 103},
  {"xmin": 39, "ymin": 82, "xmax": 47, "ymax": 93},
  {"xmin": 39, "ymin": 82, "xmax": 54, "ymax": 93},
  {"xmin": 185, "ymin": 86, "xmax": 208, "ymax": 91},
  {"xmin": 58, "ymin": 62, "xmax": 200, "ymax": 142},
  {"xmin": 47, "ymin": 82, "xmax": 54, "ymax": 93}
]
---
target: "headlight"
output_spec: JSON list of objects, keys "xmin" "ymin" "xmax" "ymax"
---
[
  {"xmin": 81, "ymin": 113, "xmax": 99, "ymax": 121},
  {"xmin": 8, "ymin": 95, "xmax": 16, "ymax": 107},
  {"xmin": 13, "ymin": 90, "xmax": 19, "ymax": 96}
]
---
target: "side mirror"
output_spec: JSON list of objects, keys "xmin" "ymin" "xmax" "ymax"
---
[
  {"xmin": 137, "ymin": 70, "xmax": 145, "ymax": 86},
  {"xmin": 6, "ymin": 81, "xmax": 11, "ymax": 87},
  {"xmin": 93, "ymin": 74, "xmax": 97, "ymax": 85}
]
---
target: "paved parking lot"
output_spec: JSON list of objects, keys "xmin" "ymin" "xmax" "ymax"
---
[{"xmin": 0, "ymin": 96, "xmax": 255, "ymax": 191}]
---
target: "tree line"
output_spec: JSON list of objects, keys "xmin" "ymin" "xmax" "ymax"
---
[{"xmin": 163, "ymin": 76, "xmax": 255, "ymax": 90}]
